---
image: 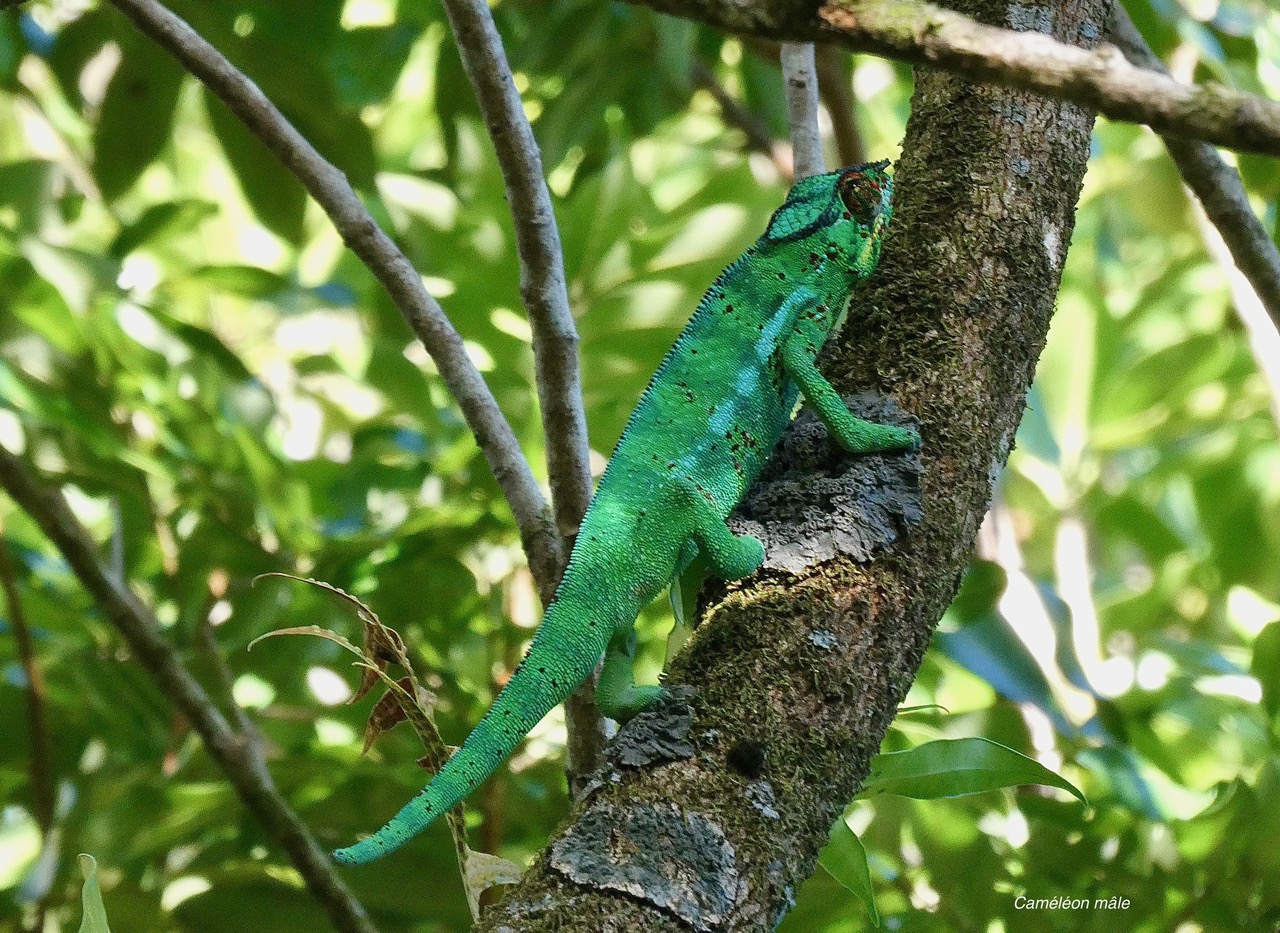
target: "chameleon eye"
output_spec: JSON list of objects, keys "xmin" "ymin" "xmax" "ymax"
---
[{"xmin": 838, "ymin": 169, "xmax": 887, "ymax": 227}]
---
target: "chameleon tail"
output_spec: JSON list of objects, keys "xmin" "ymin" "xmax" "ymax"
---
[{"xmin": 332, "ymin": 600, "xmax": 611, "ymax": 865}]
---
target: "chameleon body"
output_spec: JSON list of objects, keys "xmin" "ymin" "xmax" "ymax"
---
[{"xmin": 333, "ymin": 161, "xmax": 918, "ymax": 865}]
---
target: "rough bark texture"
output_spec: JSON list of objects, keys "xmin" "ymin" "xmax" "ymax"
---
[{"xmin": 475, "ymin": 0, "xmax": 1102, "ymax": 927}]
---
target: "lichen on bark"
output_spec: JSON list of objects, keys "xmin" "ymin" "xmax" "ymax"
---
[{"xmin": 478, "ymin": 0, "xmax": 1103, "ymax": 926}]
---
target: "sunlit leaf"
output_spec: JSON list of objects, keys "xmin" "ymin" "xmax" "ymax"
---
[
  {"xmin": 818, "ymin": 819, "xmax": 879, "ymax": 926},
  {"xmin": 859, "ymin": 738, "xmax": 1086, "ymax": 804},
  {"xmin": 77, "ymin": 854, "xmax": 112, "ymax": 933}
]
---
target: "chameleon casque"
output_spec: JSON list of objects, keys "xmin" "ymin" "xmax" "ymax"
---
[{"xmin": 333, "ymin": 160, "xmax": 919, "ymax": 865}]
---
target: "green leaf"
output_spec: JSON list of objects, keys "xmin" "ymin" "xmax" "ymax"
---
[
  {"xmin": 202, "ymin": 90, "xmax": 307, "ymax": 244},
  {"xmin": 93, "ymin": 42, "xmax": 185, "ymax": 201},
  {"xmin": 859, "ymin": 738, "xmax": 1087, "ymax": 804},
  {"xmin": 818, "ymin": 819, "xmax": 879, "ymax": 926},
  {"xmin": 947, "ymin": 560, "xmax": 1008, "ymax": 622},
  {"xmin": 110, "ymin": 199, "xmax": 218, "ymax": 258},
  {"xmin": 1251, "ymin": 621, "xmax": 1280, "ymax": 720},
  {"xmin": 77, "ymin": 854, "xmax": 112, "ymax": 933},
  {"xmin": 0, "ymin": 11, "xmax": 21, "ymax": 88},
  {"xmin": 327, "ymin": 25, "xmax": 419, "ymax": 109},
  {"xmin": 189, "ymin": 263, "xmax": 289, "ymax": 299}
]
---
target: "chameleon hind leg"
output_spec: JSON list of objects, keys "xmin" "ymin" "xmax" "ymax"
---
[
  {"xmin": 781, "ymin": 330, "xmax": 920, "ymax": 453},
  {"xmin": 597, "ymin": 627, "xmax": 667, "ymax": 722}
]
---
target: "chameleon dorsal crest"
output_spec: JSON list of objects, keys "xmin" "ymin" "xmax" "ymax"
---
[{"xmin": 332, "ymin": 160, "xmax": 918, "ymax": 866}]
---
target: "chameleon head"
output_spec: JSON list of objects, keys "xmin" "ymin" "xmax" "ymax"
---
[{"xmin": 763, "ymin": 160, "xmax": 893, "ymax": 275}]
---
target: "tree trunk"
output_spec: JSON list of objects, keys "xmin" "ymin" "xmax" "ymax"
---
[{"xmin": 478, "ymin": 0, "xmax": 1103, "ymax": 926}]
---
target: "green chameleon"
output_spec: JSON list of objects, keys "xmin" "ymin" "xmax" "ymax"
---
[{"xmin": 333, "ymin": 160, "xmax": 919, "ymax": 865}]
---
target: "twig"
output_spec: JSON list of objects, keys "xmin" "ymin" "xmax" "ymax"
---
[
  {"xmin": 440, "ymin": 0, "xmax": 593, "ymax": 552},
  {"xmin": 625, "ymin": 0, "xmax": 1280, "ymax": 158},
  {"xmin": 1107, "ymin": 5, "xmax": 1280, "ymax": 332},
  {"xmin": 0, "ymin": 447, "xmax": 378, "ymax": 933},
  {"xmin": 691, "ymin": 59, "xmax": 794, "ymax": 180},
  {"xmin": 105, "ymin": 0, "xmax": 561, "ymax": 587},
  {"xmin": 813, "ymin": 46, "xmax": 866, "ymax": 167},
  {"xmin": 780, "ymin": 43, "xmax": 825, "ymax": 179},
  {"xmin": 0, "ymin": 528, "xmax": 55, "ymax": 933}
]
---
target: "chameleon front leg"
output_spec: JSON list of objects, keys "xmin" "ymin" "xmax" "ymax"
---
[
  {"xmin": 597, "ymin": 626, "xmax": 667, "ymax": 722},
  {"xmin": 781, "ymin": 330, "xmax": 920, "ymax": 453}
]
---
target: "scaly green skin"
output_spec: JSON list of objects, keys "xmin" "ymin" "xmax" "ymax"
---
[{"xmin": 333, "ymin": 161, "xmax": 919, "ymax": 865}]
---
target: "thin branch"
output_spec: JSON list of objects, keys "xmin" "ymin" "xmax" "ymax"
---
[
  {"xmin": 692, "ymin": 59, "xmax": 794, "ymax": 180},
  {"xmin": 813, "ymin": 46, "xmax": 866, "ymax": 166},
  {"xmin": 780, "ymin": 42, "xmax": 825, "ymax": 178},
  {"xmin": 105, "ymin": 0, "xmax": 562, "ymax": 587},
  {"xmin": 438, "ymin": 0, "xmax": 606, "ymax": 779},
  {"xmin": 1107, "ymin": 5, "xmax": 1280, "ymax": 332},
  {"xmin": 0, "ymin": 528, "xmax": 55, "ymax": 933},
  {"xmin": 0, "ymin": 447, "xmax": 378, "ymax": 933},
  {"xmin": 625, "ymin": 0, "xmax": 1280, "ymax": 158},
  {"xmin": 440, "ymin": 0, "xmax": 593, "ymax": 551}
]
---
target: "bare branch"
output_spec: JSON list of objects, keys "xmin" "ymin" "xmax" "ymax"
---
[
  {"xmin": 1107, "ymin": 5, "xmax": 1280, "ymax": 333},
  {"xmin": 626, "ymin": 0, "xmax": 1280, "ymax": 158},
  {"xmin": 692, "ymin": 59, "xmax": 795, "ymax": 180},
  {"xmin": 105, "ymin": 0, "xmax": 561, "ymax": 586},
  {"xmin": 0, "ymin": 447, "xmax": 378, "ymax": 933},
  {"xmin": 440, "ymin": 0, "xmax": 593, "ymax": 552},
  {"xmin": 780, "ymin": 42, "xmax": 825, "ymax": 178}
]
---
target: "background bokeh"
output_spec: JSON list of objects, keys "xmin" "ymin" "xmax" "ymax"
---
[{"xmin": 1, "ymin": 0, "xmax": 1278, "ymax": 930}]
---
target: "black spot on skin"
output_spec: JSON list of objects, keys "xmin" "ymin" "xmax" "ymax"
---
[
  {"xmin": 777, "ymin": 271, "xmax": 786, "ymax": 280},
  {"xmin": 727, "ymin": 739, "xmax": 768, "ymax": 778}
]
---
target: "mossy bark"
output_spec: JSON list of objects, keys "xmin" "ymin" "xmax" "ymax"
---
[{"xmin": 477, "ymin": 0, "xmax": 1103, "ymax": 927}]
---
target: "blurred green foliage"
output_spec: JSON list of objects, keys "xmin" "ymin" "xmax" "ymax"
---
[{"xmin": 0, "ymin": 0, "xmax": 1278, "ymax": 930}]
